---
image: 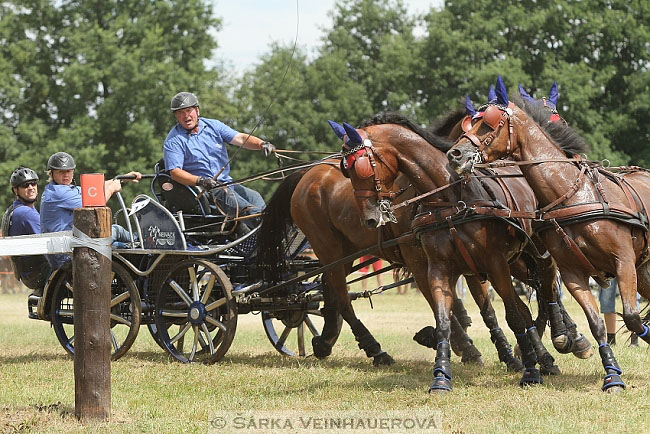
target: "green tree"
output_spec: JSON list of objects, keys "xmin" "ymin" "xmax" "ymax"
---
[
  {"xmin": 0, "ymin": 0, "xmax": 221, "ymax": 205},
  {"xmin": 225, "ymin": 0, "xmax": 424, "ymax": 201},
  {"xmin": 418, "ymin": 0, "xmax": 649, "ymax": 164}
]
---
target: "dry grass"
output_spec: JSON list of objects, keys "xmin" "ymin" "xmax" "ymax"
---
[{"xmin": 1, "ymin": 282, "xmax": 649, "ymax": 433}]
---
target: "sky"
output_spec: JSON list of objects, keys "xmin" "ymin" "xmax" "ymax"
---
[{"xmin": 212, "ymin": 1, "xmax": 443, "ymax": 72}]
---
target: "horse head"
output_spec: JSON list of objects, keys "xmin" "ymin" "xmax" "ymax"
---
[
  {"xmin": 447, "ymin": 75, "xmax": 520, "ymax": 174},
  {"xmin": 328, "ymin": 120, "xmax": 400, "ymax": 228},
  {"xmin": 448, "ymin": 75, "xmax": 573, "ymax": 175}
]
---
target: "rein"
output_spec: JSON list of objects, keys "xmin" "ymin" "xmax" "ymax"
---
[{"xmin": 392, "ymin": 179, "xmax": 464, "ymax": 210}]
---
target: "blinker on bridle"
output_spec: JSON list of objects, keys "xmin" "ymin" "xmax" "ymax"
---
[
  {"xmin": 340, "ymin": 137, "xmax": 399, "ymax": 201},
  {"xmin": 458, "ymin": 102, "xmax": 516, "ymax": 164}
]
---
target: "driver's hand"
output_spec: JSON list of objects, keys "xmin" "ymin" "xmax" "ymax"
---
[
  {"xmin": 123, "ymin": 171, "xmax": 142, "ymax": 182},
  {"xmin": 196, "ymin": 176, "xmax": 217, "ymax": 190},
  {"xmin": 261, "ymin": 141, "xmax": 276, "ymax": 157}
]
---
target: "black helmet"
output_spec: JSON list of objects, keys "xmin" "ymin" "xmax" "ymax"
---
[
  {"xmin": 47, "ymin": 152, "xmax": 76, "ymax": 170},
  {"xmin": 170, "ymin": 92, "xmax": 199, "ymax": 112},
  {"xmin": 10, "ymin": 167, "xmax": 39, "ymax": 188}
]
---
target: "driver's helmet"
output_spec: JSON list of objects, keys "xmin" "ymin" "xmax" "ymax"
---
[
  {"xmin": 10, "ymin": 167, "xmax": 39, "ymax": 188},
  {"xmin": 47, "ymin": 152, "xmax": 76, "ymax": 170},
  {"xmin": 170, "ymin": 92, "xmax": 199, "ymax": 112}
]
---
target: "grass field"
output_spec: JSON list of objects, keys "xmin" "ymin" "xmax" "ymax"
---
[{"xmin": 1, "ymin": 282, "xmax": 649, "ymax": 433}]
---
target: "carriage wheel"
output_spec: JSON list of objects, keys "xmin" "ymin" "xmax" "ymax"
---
[
  {"xmin": 50, "ymin": 263, "xmax": 142, "ymax": 360},
  {"xmin": 154, "ymin": 259, "xmax": 237, "ymax": 363},
  {"xmin": 262, "ymin": 307, "xmax": 343, "ymax": 357}
]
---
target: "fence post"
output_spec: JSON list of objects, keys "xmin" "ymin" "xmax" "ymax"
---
[{"xmin": 73, "ymin": 207, "xmax": 111, "ymax": 421}]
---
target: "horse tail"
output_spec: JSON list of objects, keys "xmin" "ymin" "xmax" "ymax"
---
[{"xmin": 256, "ymin": 168, "xmax": 309, "ymax": 283}]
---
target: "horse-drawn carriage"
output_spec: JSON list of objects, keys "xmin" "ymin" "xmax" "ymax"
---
[{"xmin": 25, "ymin": 165, "xmax": 356, "ymax": 363}]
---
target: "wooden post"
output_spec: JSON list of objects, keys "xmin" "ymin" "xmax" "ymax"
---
[{"xmin": 73, "ymin": 207, "xmax": 111, "ymax": 421}]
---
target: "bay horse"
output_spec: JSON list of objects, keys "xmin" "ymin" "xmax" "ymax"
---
[
  {"xmin": 257, "ymin": 111, "xmax": 542, "ymax": 373},
  {"xmin": 333, "ymin": 112, "xmax": 591, "ymax": 391},
  {"xmin": 257, "ymin": 162, "xmax": 526, "ymax": 368},
  {"xmin": 447, "ymin": 75, "xmax": 650, "ymax": 392}
]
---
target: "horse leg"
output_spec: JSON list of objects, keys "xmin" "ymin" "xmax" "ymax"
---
[
  {"xmin": 452, "ymin": 284, "xmax": 472, "ymax": 332},
  {"xmin": 512, "ymin": 293, "xmax": 560, "ymax": 376},
  {"xmin": 312, "ymin": 271, "xmax": 343, "ymax": 359},
  {"xmin": 489, "ymin": 264, "xmax": 542, "ymax": 386},
  {"xmin": 322, "ymin": 265, "xmax": 393, "ymax": 366},
  {"xmin": 562, "ymin": 271, "xmax": 624, "ymax": 392},
  {"xmin": 557, "ymin": 298, "xmax": 594, "ymax": 359},
  {"xmin": 465, "ymin": 275, "xmax": 523, "ymax": 372},
  {"xmin": 618, "ymin": 262, "xmax": 650, "ymax": 344},
  {"xmin": 407, "ymin": 265, "xmax": 483, "ymax": 364},
  {"xmin": 450, "ymin": 313, "xmax": 483, "ymax": 365},
  {"xmin": 426, "ymin": 268, "xmax": 455, "ymax": 393},
  {"xmin": 449, "ymin": 280, "xmax": 483, "ymax": 364}
]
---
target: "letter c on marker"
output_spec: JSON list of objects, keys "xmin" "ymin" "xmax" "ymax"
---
[{"xmin": 88, "ymin": 186, "xmax": 97, "ymax": 197}]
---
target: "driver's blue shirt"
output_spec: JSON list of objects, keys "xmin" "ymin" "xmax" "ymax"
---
[
  {"xmin": 40, "ymin": 182, "xmax": 82, "ymax": 269},
  {"xmin": 40, "ymin": 182, "xmax": 82, "ymax": 233},
  {"xmin": 163, "ymin": 117, "xmax": 239, "ymax": 183}
]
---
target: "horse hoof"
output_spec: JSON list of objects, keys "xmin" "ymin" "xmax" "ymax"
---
[
  {"xmin": 428, "ymin": 376, "xmax": 452, "ymax": 393},
  {"xmin": 519, "ymin": 368, "xmax": 543, "ymax": 387},
  {"xmin": 605, "ymin": 385, "xmax": 625, "ymax": 394},
  {"xmin": 373, "ymin": 352, "xmax": 395, "ymax": 366},
  {"xmin": 539, "ymin": 364, "xmax": 561, "ymax": 376},
  {"xmin": 538, "ymin": 353, "xmax": 560, "ymax": 376},
  {"xmin": 413, "ymin": 326, "xmax": 436, "ymax": 349},
  {"xmin": 602, "ymin": 374, "xmax": 626, "ymax": 392},
  {"xmin": 460, "ymin": 346, "xmax": 484, "ymax": 366},
  {"xmin": 311, "ymin": 336, "xmax": 332, "ymax": 359},
  {"xmin": 504, "ymin": 355, "xmax": 524, "ymax": 372},
  {"xmin": 571, "ymin": 334, "xmax": 594, "ymax": 359},
  {"xmin": 552, "ymin": 334, "xmax": 572, "ymax": 354}
]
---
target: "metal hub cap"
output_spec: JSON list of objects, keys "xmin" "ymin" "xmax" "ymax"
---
[{"xmin": 188, "ymin": 301, "xmax": 207, "ymax": 325}]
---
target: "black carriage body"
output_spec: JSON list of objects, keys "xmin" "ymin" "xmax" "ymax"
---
[{"xmin": 28, "ymin": 171, "xmax": 332, "ymax": 362}]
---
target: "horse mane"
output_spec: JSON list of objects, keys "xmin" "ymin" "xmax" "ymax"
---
[
  {"xmin": 512, "ymin": 94, "xmax": 591, "ymax": 156},
  {"xmin": 358, "ymin": 112, "xmax": 454, "ymax": 151},
  {"xmin": 429, "ymin": 108, "xmax": 465, "ymax": 137}
]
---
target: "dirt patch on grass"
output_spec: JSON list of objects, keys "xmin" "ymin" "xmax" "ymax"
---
[{"xmin": 1, "ymin": 402, "xmax": 72, "ymax": 433}]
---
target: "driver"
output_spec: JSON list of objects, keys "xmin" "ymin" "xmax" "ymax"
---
[
  {"xmin": 163, "ymin": 91, "xmax": 276, "ymax": 233},
  {"xmin": 1, "ymin": 167, "xmax": 52, "ymax": 295},
  {"xmin": 40, "ymin": 152, "xmax": 142, "ymax": 268}
]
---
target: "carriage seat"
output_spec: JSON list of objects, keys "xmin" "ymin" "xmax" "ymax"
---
[{"xmin": 153, "ymin": 159, "xmax": 216, "ymax": 217}]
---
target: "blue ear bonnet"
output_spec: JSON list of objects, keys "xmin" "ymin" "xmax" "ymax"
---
[
  {"xmin": 518, "ymin": 81, "xmax": 559, "ymax": 110},
  {"xmin": 465, "ymin": 94, "xmax": 477, "ymax": 116},
  {"xmin": 494, "ymin": 75, "xmax": 509, "ymax": 106},
  {"xmin": 488, "ymin": 85, "xmax": 496, "ymax": 103},
  {"xmin": 328, "ymin": 120, "xmax": 346, "ymax": 139}
]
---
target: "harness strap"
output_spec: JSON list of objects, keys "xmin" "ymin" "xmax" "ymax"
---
[
  {"xmin": 446, "ymin": 216, "xmax": 483, "ymax": 279},
  {"xmin": 541, "ymin": 202, "xmax": 642, "ymax": 221},
  {"xmin": 392, "ymin": 179, "xmax": 464, "ymax": 210},
  {"xmin": 538, "ymin": 163, "xmax": 588, "ymax": 214},
  {"xmin": 552, "ymin": 219, "xmax": 608, "ymax": 285}
]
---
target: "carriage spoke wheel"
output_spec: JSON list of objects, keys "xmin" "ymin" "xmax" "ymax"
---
[
  {"xmin": 50, "ymin": 263, "xmax": 141, "ymax": 360},
  {"xmin": 262, "ymin": 306, "xmax": 342, "ymax": 357},
  {"xmin": 155, "ymin": 259, "xmax": 237, "ymax": 363}
]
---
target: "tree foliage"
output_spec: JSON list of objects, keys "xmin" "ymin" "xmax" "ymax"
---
[
  {"xmin": 0, "ymin": 0, "xmax": 220, "ymax": 205},
  {"xmin": 1, "ymin": 0, "xmax": 648, "ymax": 208}
]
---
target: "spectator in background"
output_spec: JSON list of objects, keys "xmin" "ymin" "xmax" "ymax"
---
[
  {"xmin": 359, "ymin": 255, "xmax": 383, "ymax": 291},
  {"xmin": 599, "ymin": 278, "xmax": 639, "ymax": 347}
]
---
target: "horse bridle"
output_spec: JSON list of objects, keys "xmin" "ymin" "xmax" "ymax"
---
[
  {"xmin": 341, "ymin": 138, "xmax": 401, "ymax": 202},
  {"xmin": 457, "ymin": 102, "xmax": 517, "ymax": 165}
]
